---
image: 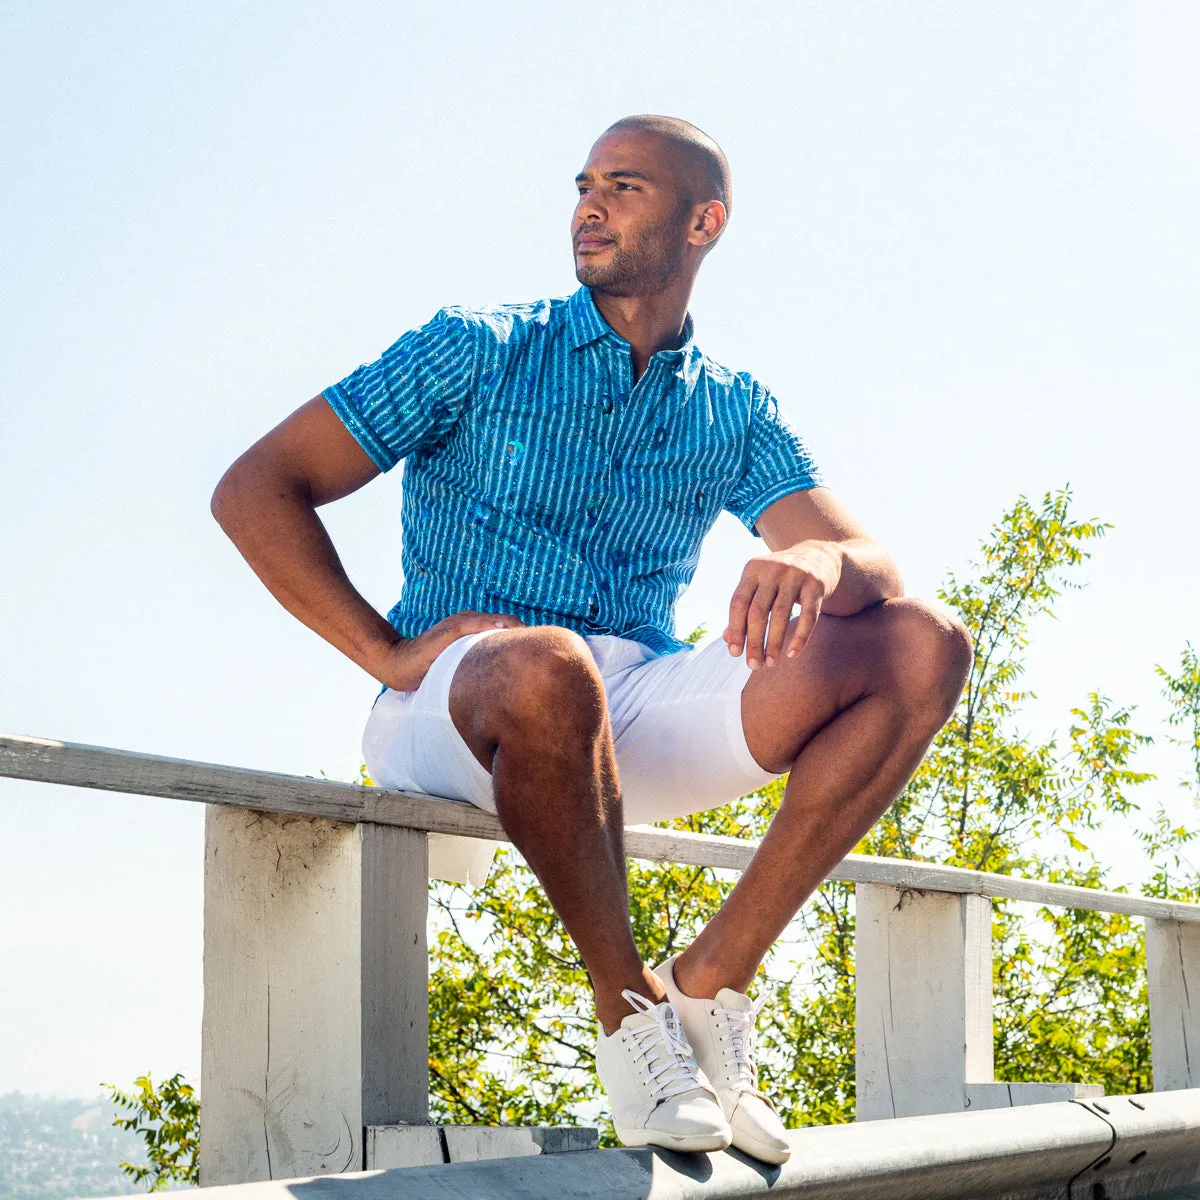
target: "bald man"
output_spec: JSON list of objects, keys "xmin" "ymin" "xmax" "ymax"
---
[{"xmin": 212, "ymin": 115, "xmax": 972, "ymax": 1161}]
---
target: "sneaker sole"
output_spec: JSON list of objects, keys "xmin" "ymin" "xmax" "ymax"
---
[
  {"xmin": 615, "ymin": 1125, "xmax": 733, "ymax": 1153},
  {"xmin": 731, "ymin": 1129, "xmax": 790, "ymax": 1165}
]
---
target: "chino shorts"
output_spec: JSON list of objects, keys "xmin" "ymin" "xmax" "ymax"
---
[{"xmin": 362, "ymin": 629, "xmax": 781, "ymax": 880}]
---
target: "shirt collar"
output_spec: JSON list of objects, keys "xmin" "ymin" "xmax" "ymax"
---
[
  {"xmin": 565, "ymin": 286, "xmax": 613, "ymax": 351},
  {"xmin": 565, "ymin": 286, "xmax": 703, "ymax": 392}
]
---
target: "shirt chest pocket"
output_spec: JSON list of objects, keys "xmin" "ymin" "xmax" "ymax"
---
[{"xmin": 473, "ymin": 390, "xmax": 599, "ymax": 509}]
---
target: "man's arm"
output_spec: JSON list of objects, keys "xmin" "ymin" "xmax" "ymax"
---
[
  {"xmin": 724, "ymin": 486, "xmax": 903, "ymax": 670},
  {"xmin": 211, "ymin": 395, "xmax": 522, "ymax": 691}
]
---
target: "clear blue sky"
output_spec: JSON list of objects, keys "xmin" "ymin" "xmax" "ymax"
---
[{"xmin": 3, "ymin": 1, "xmax": 1199, "ymax": 1096}]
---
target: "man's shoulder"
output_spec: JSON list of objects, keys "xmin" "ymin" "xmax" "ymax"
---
[
  {"xmin": 692, "ymin": 348, "xmax": 765, "ymax": 399},
  {"xmin": 430, "ymin": 294, "xmax": 572, "ymax": 348}
]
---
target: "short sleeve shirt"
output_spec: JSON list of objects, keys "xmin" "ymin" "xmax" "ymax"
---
[{"xmin": 324, "ymin": 287, "xmax": 823, "ymax": 655}]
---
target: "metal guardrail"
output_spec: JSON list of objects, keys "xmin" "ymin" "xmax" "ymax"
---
[
  {"xmin": 6, "ymin": 731, "xmax": 1200, "ymax": 1191},
  {"xmin": 86, "ymin": 1090, "xmax": 1200, "ymax": 1200}
]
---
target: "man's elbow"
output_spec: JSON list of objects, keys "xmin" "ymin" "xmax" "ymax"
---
[
  {"xmin": 210, "ymin": 461, "xmax": 244, "ymax": 534},
  {"xmin": 211, "ymin": 448, "xmax": 312, "ymax": 546},
  {"xmin": 210, "ymin": 454, "xmax": 267, "ymax": 538}
]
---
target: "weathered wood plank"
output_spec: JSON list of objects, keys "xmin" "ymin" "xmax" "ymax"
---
[
  {"xmin": 6, "ymin": 732, "xmax": 1200, "ymax": 923},
  {"xmin": 855, "ymin": 884, "xmax": 994, "ymax": 1120},
  {"xmin": 201, "ymin": 808, "xmax": 430, "ymax": 1185},
  {"xmin": 1146, "ymin": 917, "xmax": 1200, "ymax": 1091},
  {"xmin": 823, "ymin": 854, "xmax": 1200, "ymax": 923},
  {"xmin": 363, "ymin": 1125, "xmax": 444, "ymax": 1170},
  {"xmin": 201, "ymin": 807, "xmax": 274, "ymax": 1185},
  {"xmin": 0, "ymin": 733, "xmax": 504, "ymax": 837},
  {"xmin": 202, "ymin": 809, "xmax": 362, "ymax": 1183},
  {"xmin": 440, "ymin": 1126, "xmax": 598, "ymax": 1162},
  {"xmin": 964, "ymin": 1082, "xmax": 1103, "ymax": 1110},
  {"xmin": 363, "ymin": 1125, "xmax": 599, "ymax": 1170},
  {"xmin": 360, "ymin": 823, "xmax": 430, "ymax": 1126}
]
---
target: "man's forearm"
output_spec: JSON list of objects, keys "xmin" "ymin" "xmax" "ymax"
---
[
  {"xmin": 211, "ymin": 462, "xmax": 400, "ymax": 679},
  {"xmin": 813, "ymin": 536, "xmax": 904, "ymax": 616}
]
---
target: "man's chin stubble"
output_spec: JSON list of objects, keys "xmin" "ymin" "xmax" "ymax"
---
[
  {"xmin": 575, "ymin": 262, "xmax": 645, "ymax": 296},
  {"xmin": 576, "ymin": 262, "xmax": 616, "ymax": 288}
]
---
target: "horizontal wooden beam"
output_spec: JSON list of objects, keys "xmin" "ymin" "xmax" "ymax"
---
[
  {"xmin": 964, "ymin": 1082, "xmax": 1103, "ymax": 1110},
  {"xmin": 4, "ymin": 732, "xmax": 1199, "ymax": 924},
  {"xmin": 1, "ymin": 732, "xmax": 504, "ymax": 834}
]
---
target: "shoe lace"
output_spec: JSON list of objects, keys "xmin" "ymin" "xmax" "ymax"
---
[
  {"xmin": 713, "ymin": 994, "xmax": 767, "ymax": 1093},
  {"xmin": 620, "ymin": 989, "xmax": 704, "ymax": 1102}
]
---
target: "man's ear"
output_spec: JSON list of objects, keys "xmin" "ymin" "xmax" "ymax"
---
[{"xmin": 690, "ymin": 200, "xmax": 728, "ymax": 248}]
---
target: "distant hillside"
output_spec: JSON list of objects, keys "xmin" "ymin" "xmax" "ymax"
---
[{"xmin": 0, "ymin": 1092, "xmax": 147, "ymax": 1200}]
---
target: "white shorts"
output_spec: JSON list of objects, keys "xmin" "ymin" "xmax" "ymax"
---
[{"xmin": 363, "ymin": 631, "xmax": 780, "ymax": 879}]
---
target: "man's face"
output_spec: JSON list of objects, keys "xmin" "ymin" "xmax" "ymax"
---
[{"xmin": 572, "ymin": 130, "xmax": 694, "ymax": 296}]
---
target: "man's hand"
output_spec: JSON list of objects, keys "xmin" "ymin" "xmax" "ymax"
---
[
  {"xmin": 375, "ymin": 611, "xmax": 526, "ymax": 692},
  {"xmin": 724, "ymin": 542, "xmax": 842, "ymax": 669}
]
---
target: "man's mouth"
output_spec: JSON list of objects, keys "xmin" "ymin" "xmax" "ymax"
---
[{"xmin": 575, "ymin": 233, "xmax": 615, "ymax": 252}]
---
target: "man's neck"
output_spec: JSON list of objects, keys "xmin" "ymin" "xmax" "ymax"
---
[{"xmin": 591, "ymin": 279, "xmax": 694, "ymax": 380}]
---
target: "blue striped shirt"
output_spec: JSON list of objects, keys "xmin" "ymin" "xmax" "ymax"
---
[{"xmin": 324, "ymin": 287, "xmax": 823, "ymax": 655}]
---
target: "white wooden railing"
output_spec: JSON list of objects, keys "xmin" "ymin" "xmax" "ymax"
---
[{"xmin": 4, "ymin": 732, "xmax": 1200, "ymax": 1188}]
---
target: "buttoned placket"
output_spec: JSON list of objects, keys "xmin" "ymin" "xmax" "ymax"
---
[{"xmin": 581, "ymin": 342, "xmax": 683, "ymax": 625}]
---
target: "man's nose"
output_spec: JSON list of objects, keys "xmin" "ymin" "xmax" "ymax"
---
[{"xmin": 574, "ymin": 191, "xmax": 606, "ymax": 225}]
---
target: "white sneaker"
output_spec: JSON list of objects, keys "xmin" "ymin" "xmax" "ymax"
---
[
  {"xmin": 653, "ymin": 956, "xmax": 791, "ymax": 1165},
  {"xmin": 595, "ymin": 989, "xmax": 732, "ymax": 1153}
]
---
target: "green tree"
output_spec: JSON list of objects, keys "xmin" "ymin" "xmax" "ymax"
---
[
  {"xmin": 1138, "ymin": 647, "xmax": 1200, "ymax": 903},
  {"xmin": 102, "ymin": 1073, "xmax": 199, "ymax": 1191},
  {"xmin": 1159, "ymin": 644, "xmax": 1200, "ymax": 803}
]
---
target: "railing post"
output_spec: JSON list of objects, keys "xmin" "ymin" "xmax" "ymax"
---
[
  {"xmin": 1145, "ymin": 917, "xmax": 1200, "ymax": 1091},
  {"xmin": 200, "ymin": 806, "xmax": 429, "ymax": 1185},
  {"xmin": 855, "ymin": 883, "xmax": 993, "ymax": 1120}
]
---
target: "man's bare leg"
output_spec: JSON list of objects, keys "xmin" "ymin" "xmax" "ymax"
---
[
  {"xmin": 448, "ymin": 598, "xmax": 971, "ymax": 1025},
  {"xmin": 449, "ymin": 625, "xmax": 664, "ymax": 1034},
  {"xmin": 673, "ymin": 596, "xmax": 973, "ymax": 999}
]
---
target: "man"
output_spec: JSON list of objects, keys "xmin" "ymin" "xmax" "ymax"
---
[{"xmin": 212, "ymin": 114, "xmax": 972, "ymax": 1162}]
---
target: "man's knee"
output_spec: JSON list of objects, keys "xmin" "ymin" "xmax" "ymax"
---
[
  {"xmin": 876, "ymin": 597, "xmax": 973, "ymax": 721},
  {"xmin": 468, "ymin": 624, "xmax": 605, "ymax": 738}
]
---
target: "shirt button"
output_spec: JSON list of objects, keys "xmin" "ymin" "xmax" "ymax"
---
[{"xmin": 601, "ymin": 396, "xmax": 614, "ymax": 414}]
